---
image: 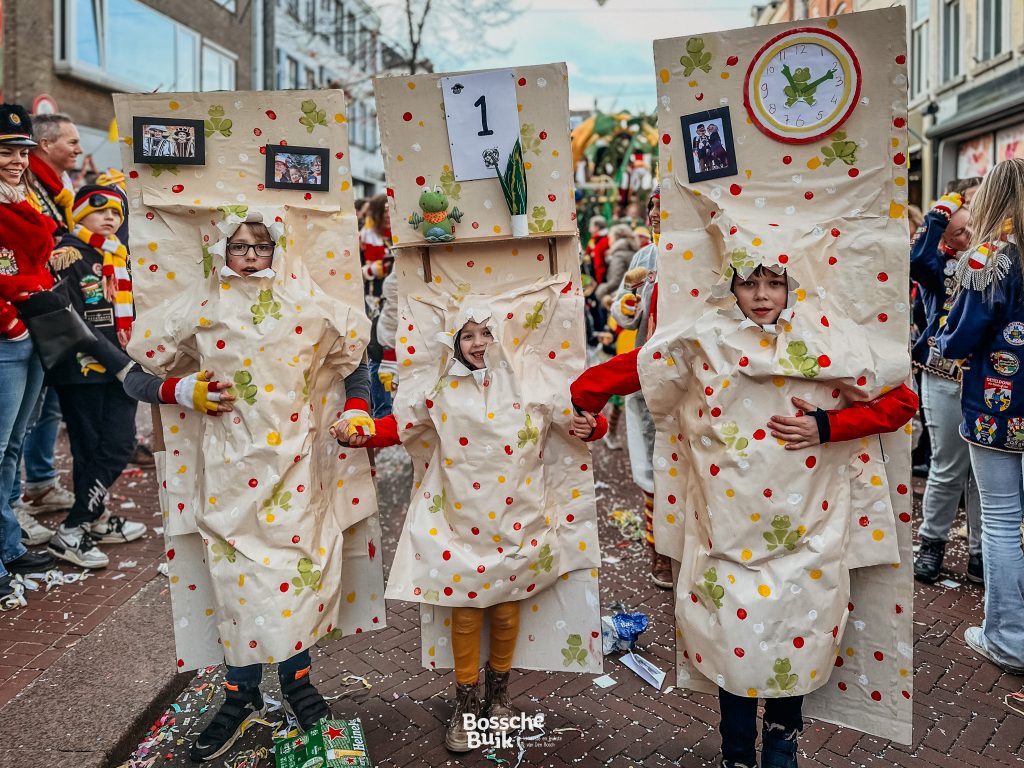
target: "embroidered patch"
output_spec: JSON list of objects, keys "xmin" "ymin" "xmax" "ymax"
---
[
  {"xmin": 83, "ymin": 307, "xmax": 114, "ymax": 327},
  {"xmin": 974, "ymin": 415, "xmax": 997, "ymax": 445},
  {"xmin": 1007, "ymin": 418, "xmax": 1024, "ymax": 450},
  {"xmin": 91, "ymin": 262, "xmax": 104, "ymax": 277},
  {"xmin": 984, "ymin": 376, "xmax": 1013, "ymax": 412},
  {"xmin": 79, "ymin": 275, "xmax": 103, "ymax": 305},
  {"xmin": 0, "ymin": 247, "xmax": 16, "ymax": 277},
  {"xmin": 990, "ymin": 350, "xmax": 1020, "ymax": 377},
  {"xmin": 1004, "ymin": 322, "xmax": 1024, "ymax": 346}
]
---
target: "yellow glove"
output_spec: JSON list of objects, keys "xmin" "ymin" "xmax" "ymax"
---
[
  {"xmin": 162, "ymin": 371, "xmax": 223, "ymax": 415},
  {"xmin": 377, "ymin": 359, "xmax": 397, "ymax": 393},
  {"xmin": 619, "ymin": 292, "xmax": 639, "ymax": 318},
  {"xmin": 341, "ymin": 409, "xmax": 375, "ymax": 438}
]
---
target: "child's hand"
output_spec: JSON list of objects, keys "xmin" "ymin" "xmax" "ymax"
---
[
  {"xmin": 329, "ymin": 419, "xmax": 372, "ymax": 447},
  {"xmin": 160, "ymin": 371, "xmax": 235, "ymax": 416},
  {"xmin": 569, "ymin": 410, "xmax": 597, "ymax": 440},
  {"xmin": 619, "ymin": 292, "xmax": 639, "ymax": 318},
  {"xmin": 767, "ymin": 396, "xmax": 821, "ymax": 450}
]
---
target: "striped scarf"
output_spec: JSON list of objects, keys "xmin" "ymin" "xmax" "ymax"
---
[{"xmin": 71, "ymin": 223, "xmax": 133, "ymax": 345}]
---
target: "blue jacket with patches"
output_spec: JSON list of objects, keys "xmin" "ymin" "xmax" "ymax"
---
[
  {"xmin": 910, "ymin": 209, "xmax": 962, "ymax": 378},
  {"xmin": 936, "ymin": 241, "xmax": 1024, "ymax": 452}
]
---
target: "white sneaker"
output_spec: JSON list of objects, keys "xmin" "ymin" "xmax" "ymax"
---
[
  {"xmin": 15, "ymin": 505, "xmax": 51, "ymax": 547},
  {"xmin": 89, "ymin": 514, "xmax": 147, "ymax": 544},
  {"xmin": 21, "ymin": 480, "xmax": 75, "ymax": 515},
  {"xmin": 48, "ymin": 525, "xmax": 109, "ymax": 569}
]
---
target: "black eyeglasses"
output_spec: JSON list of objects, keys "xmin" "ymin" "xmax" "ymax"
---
[{"xmin": 226, "ymin": 243, "xmax": 275, "ymax": 257}]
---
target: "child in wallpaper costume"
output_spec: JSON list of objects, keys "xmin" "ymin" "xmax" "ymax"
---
[
  {"xmin": 934, "ymin": 157, "xmax": 1024, "ymax": 675},
  {"xmin": 570, "ymin": 265, "xmax": 918, "ymax": 768},
  {"xmin": 335, "ymin": 280, "xmax": 605, "ymax": 753},
  {"xmin": 124, "ymin": 209, "xmax": 379, "ymax": 762}
]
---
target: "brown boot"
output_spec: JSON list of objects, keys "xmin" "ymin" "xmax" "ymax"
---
[
  {"xmin": 481, "ymin": 664, "xmax": 519, "ymax": 723},
  {"xmin": 651, "ymin": 550, "xmax": 673, "ymax": 589},
  {"xmin": 445, "ymin": 679, "xmax": 481, "ymax": 752}
]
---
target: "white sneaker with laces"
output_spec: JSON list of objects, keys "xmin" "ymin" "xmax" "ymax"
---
[
  {"xmin": 48, "ymin": 525, "xmax": 109, "ymax": 569},
  {"xmin": 15, "ymin": 505, "xmax": 51, "ymax": 547},
  {"xmin": 89, "ymin": 514, "xmax": 147, "ymax": 544},
  {"xmin": 21, "ymin": 480, "xmax": 75, "ymax": 515}
]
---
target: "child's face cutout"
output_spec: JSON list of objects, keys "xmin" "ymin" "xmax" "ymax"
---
[
  {"xmin": 458, "ymin": 320, "xmax": 494, "ymax": 370},
  {"xmin": 732, "ymin": 268, "xmax": 789, "ymax": 326},
  {"xmin": 225, "ymin": 223, "xmax": 275, "ymax": 275}
]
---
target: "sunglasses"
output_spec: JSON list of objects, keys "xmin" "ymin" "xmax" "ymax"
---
[
  {"xmin": 226, "ymin": 242, "xmax": 275, "ymax": 258},
  {"xmin": 88, "ymin": 194, "xmax": 122, "ymax": 210}
]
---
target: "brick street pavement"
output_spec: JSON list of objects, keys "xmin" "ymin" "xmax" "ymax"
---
[{"xmin": 119, "ymin": 423, "xmax": 1024, "ymax": 767}]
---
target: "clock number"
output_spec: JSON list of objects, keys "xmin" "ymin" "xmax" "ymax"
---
[
  {"xmin": 835, "ymin": 77, "xmax": 844, "ymax": 86},
  {"xmin": 768, "ymin": 65, "xmax": 775, "ymax": 74},
  {"xmin": 817, "ymin": 110, "xmax": 824, "ymax": 120},
  {"xmin": 473, "ymin": 95, "xmax": 494, "ymax": 137},
  {"xmin": 795, "ymin": 116, "xmax": 805, "ymax": 127},
  {"xmin": 768, "ymin": 103, "xmax": 777, "ymax": 115},
  {"xmin": 798, "ymin": 44, "xmax": 807, "ymax": 54},
  {"xmin": 761, "ymin": 82, "xmax": 768, "ymax": 98},
  {"xmin": 830, "ymin": 95, "xmax": 839, "ymax": 104},
  {"xmin": 783, "ymin": 114, "xmax": 790, "ymax": 124}
]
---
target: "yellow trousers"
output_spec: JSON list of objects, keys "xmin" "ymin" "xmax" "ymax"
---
[{"xmin": 451, "ymin": 601, "xmax": 520, "ymax": 684}]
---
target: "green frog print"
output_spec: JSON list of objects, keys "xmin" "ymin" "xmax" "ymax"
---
[
  {"xmin": 291, "ymin": 557, "xmax": 322, "ymax": 596},
  {"xmin": 250, "ymin": 288, "xmax": 282, "ymax": 325}
]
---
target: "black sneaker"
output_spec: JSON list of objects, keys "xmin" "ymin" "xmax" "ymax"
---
[
  {"xmin": 967, "ymin": 553, "xmax": 984, "ymax": 584},
  {"xmin": 189, "ymin": 684, "xmax": 265, "ymax": 762},
  {"xmin": 913, "ymin": 536, "xmax": 945, "ymax": 583},
  {"xmin": 280, "ymin": 668, "xmax": 330, "ymax": 732},
  {"xmin": 762, "ymin": 723, "xmax": 800, "ymax": 768},
  {"xmin": 4, "ymin": 550, "xmax": 55, "ymax": 574}
]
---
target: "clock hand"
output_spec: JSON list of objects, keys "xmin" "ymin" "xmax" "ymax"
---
[
  {"xmin": 807, "ymin": 69, "xmax": 836, "ymax": 89},
  {"xmin": 781, "ymin": 64, "xmax": 798, "ymax": 88}
]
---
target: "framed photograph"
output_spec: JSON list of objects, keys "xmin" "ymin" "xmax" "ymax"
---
[
  {"xmin": 132, "ymin": 117, "xmax": 205, "ymax": 165},
  {"xmin": 680, "ymin": 107, "xmax": 738, "ymax": 183},
  {"xmin": 265, "ymin": 145, "xmax": 329, "ymax": 192}
]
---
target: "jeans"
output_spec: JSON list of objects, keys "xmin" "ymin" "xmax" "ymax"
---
[
  {"xmin": 8, "ymin": 387, "xmax": 62, "ymax": 509},
  {"xmin": 0, "ymin": 339, "xmax": 44, "ymax": 575},
  {"xmin": 55, "ymin": 382, "xmax": 137, "ymax": 527},
  {"xmin": 718, "ymin": 688, "xmax": 803, "ymax": 766},
  {"xmin": 367, "ymin": 357, "xmax": 393, "ymax": 419},
  {"xmin": 919, "ymin": 373, "xmax": 982, "ymax": 555},
  {"xmin": 227, "ymin": 649, "xmax": 312, "ymax": 688},
  {"xmin": 966, "ymin": 445, "xmax": 1024, "ymax": 669}
]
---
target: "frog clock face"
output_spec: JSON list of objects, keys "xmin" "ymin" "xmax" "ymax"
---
[{"xmin": 743, "ymin": 27, "xmax": 861, "ymax": 144}]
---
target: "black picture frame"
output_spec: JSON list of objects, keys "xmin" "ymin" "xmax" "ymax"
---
[
  {"xmin": 264, "ymin": 145, "xmax": 330, "ymax": 192},
  {"xmin": 132, "ymin": 117, "xmax": 205, "ymax": 166},
  {"xmin": 680, "ymin": 107, "xmax": 738, "ymax": 184}
]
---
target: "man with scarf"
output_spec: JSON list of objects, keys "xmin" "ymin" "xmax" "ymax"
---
[
  {"xmin": 45, "ymin": 185, "xmax": 146, "ymax": 570},
  {"xmin": 27, "ymin": 113, "xmax": 80, "ymax": 238}
]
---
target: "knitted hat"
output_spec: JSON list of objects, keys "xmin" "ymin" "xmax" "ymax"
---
[
  {"xmin": 0, "ymin": 104, "xmax": 36, "ymax": 146},
  {"xmin": 72, "ymin": 184, "xmax": 125, "ymax": 224}
]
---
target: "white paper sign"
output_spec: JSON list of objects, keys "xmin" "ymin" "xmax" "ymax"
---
[{"xmin": 442, "ymin": 69, "xmax": 521, "ymax": 182}]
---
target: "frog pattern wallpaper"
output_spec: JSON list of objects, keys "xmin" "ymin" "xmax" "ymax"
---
[
  {"xmin": 114, "ymin": 91, "xmax": 386, "ymax": 671},
  {"xmin": 645, "ymin": 10, "xmax": 914, "ymax": 744},
  {"xmin": 375, "ymin": 65, "xmax": 603, "ymax": 673}
]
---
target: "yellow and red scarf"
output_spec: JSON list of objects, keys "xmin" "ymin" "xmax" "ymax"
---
[{"xmin": 70, "ymin": 223, "xmax": 133, "ymax": 345}]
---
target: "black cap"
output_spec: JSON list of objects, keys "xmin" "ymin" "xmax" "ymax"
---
[{"xmin": 0, "ymin": 104, "xmax": 36, "ymax": 147}]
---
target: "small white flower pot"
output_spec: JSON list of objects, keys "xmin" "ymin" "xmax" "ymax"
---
[{"xmin": 510, "ymin": 214, "xmax": 529, "ymax": 238}]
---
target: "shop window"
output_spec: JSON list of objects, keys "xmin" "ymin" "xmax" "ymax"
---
[
  {"xmin": 976, "ymin": 0, "xmax": 1007, "ymax": 61},
  {"xmin": 941, "ymin": 0, "xmax": 961, "ymax": 82},
  {"xmin": 210, "ymin": 0, "xmax": 237, "ymax": 11},
  {"xmin": 910, "ymin": 0, "xmax": 929, "ymax": 98},
  {"xmin": 58, "ymin": 0, "xmax": 232, "ymax": 92}
]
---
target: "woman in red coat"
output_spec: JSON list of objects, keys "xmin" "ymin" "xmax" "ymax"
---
[{"xmin": 0, "ymin": 104, "xmax": 58, "ymax": 603}]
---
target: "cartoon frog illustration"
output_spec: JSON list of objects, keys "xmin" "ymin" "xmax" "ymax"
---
[
  {"xmin": 723, "ymin": 248, "xmax": 757, "ymax": 279},
  {"xmin": 211, "ymin": 539, "xmax": 236, "ymax": 564},
  {"xmin": 763, "ymin": 514, "xmax": 803, "ymax": 552},
  {"xmin": 766, "ymin": 658, "xmax": 799, "ymax": 691},
  {"xmin": 820, "ymin": 130, "xmax": 858, "ymax": 167},
  {"xmin": 679, "ymin": 37, "xmax": 713, "ymax": 77},
  {"xmin": 250, "ymin": 288, "xmax": 282, "ymax": 325},
  {"xmin": 261, "ymin": 480, "xmax": 292, "ymax": 513},
  {"xmin": 428, "ymin": 490, "xmax": 447, "ymax": 515},
  {"xmin": 517, "ymin": 414, "xmax": 540, "ymax": 449},
  {"xmin": 408, "ymin": 187, "xmax": 464, "ymax": 242},
  {"xmin": 528, "ymin": 543, "xmax": 554, "ymax": 574},
  {"xmin": 528, "ymin": 205, "xmax": 554, "ymax": 234},
  {"xmin": 291, "ymin": 557, "xmax": 322, "ymax": 595},
  {"xmin": 782, "ymin": 64, "xmax": 835, "ymax": 107},
  {"xmin": 699, "ymin": 567, "xmax": 725, "ymax": 609},
  {"xmin": 299, "ymin": 99, "xmax": 328, "ymax": 133},
  {"xmin": 524, "ymin": 300, "xmax": 547, "ymax": 330},
  {"xmin": 561, "ymin": 634, "xmax": 588, "ymax": 667},
  {"xmin": 204, "ymin": 105, "xmax": 232, "ymax": 138},
  {"xmin": 721, "ymin": 422, "xmax": 749, "ymax": 457},
  {"xmin": 779, "ymin": 340, "xmax": 821, "ymax": 379},
  {"xmin": 230, "ymin": 369, "xmax": 258, "ymax": 405}
]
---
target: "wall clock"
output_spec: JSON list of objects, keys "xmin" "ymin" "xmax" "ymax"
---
[{"xmin": 743, "ymin": 27, "xmax": 861, "ymax": 144}]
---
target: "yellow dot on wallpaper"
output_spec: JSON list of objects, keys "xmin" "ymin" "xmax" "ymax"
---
[
  {"xmin": 238, "ymin": 574, "xmax": 245, "ymax": 587},
  {"xmin": 205, "ymin": 608, "xmax": 214, "ymax": 616},
  {"xmin": 552, "ymin": 150, "xmax": 559, "ymax": 157},
  {"xmin": 518, "ymin": 103, "xmax": 523, "ymax": 112},
  {"xmin": 265, "ymin": 384, "xmax": 274, "ymax": 392},
  {"xmin": 170, "ymin": 575, "xmax": 179, "ymax": 584},
  {"xmin": 243, "ymin": 358, "xmax": 252, "ymax": 366},
  {"xmin": 334, "ymin": 113, "xmax": 347, "ymax": 123},
  {"xmin": 340, "ymin": 180, "xmax": 351, "ymax": 191},
  {"xmin": 319, "ymin": 547, "xmax": 326, "ymax": 556},
  {"xmin": 895, "ymin": 177, "xmax": 907, "ymax": 187},
  {"xmin": 484, "ymin": 266, "xmax": 492, "ymax": 274},
  {"xmin": 726, "ymin": 488, "xmax": 735, "ymax": 497},
  {"xmin": 441, "ymin": 413, "xmax": 448, "ymax": 423},
  {"xmin": 782, "ymin": 323, "xmax": 792, "ymax": 333},
  {"xmin": 402, "ymin": 359, "xmax": 412, "ymax": 367},
  {"xmin": 433, "ymin": 275, "xmax": 442, "ymax": 284},
  {"xmin": 659, "ymin": 68, "xmax": 671, "ymax": 83},
  {"xmin": 407, "ymin": 82, "xmax": 416, "ymax": 90},
  {"xmin": 872, "ymin": 529, "xmax": 885, "ymax": 541},
  {"xmin": 669, "ymin": 467, "xmax": 678, "ymax": 477},
  {"xmin": 345, "ymin": 591, "xmax": 357, "ymax": 603},
  {"xmin": 752, "ymin": 237, "xmax": 762, "ymax": 246},
  {"xmin": 147, "ymin": 242, "xmax": 158, "ymax": 252},
  {"xmin": 266, "ymin": 513, "xmax": 275, "ymax": 523},
  {"xmin": 758, "ymin": 584, "xmax": 771, "ymax": 597},
  {"xmin": 198, "ymin": 317, "xmax": 211, "ymax": 327},
  {"xmin": 336, "ymin": 479, "xmax": 344, "ymax": 488},
  {"xmin": 750, "ymin": 513, "xmax": 761, "ymax": 522},
  {"xmin": 498, "ymin": 475, "xmax": 505, "ymax": 483},
  {"xmin": 845, "ymin": 647, "xmax": 855, "ymax": 657},
  {"xmin": 493, "ymin": 225, "xmax": 502, "ymax": 234},
  {"xmin": 418, "ymin": 121, "xmax": 425, "ymax": 127},
  {"xmin": 221, "ymin": 282, "xmax": 230, "ymax": 291},
  {"xmin": 760, "ymin": 338, "xmax": 770, "ymax": 348},
  {"xmin": 169, "ymin": 425, "xmax": 179, "ymax": 434},
  {"xmin": 827, "ymin": 17, "xmax": 838, "ymax": 28},
  {"xmin": 773, "ymin": 377, "xmax": 786, "ymax": 387},
  {"xmin": 722, "ymin": 379, "xmax": 730, "ymax": 389},
  {"xmin": 720, "ymin": 71, "xmax": 730, "ymax": 80},
  {"xmin": 870, "ymin": 475, "xmax": 883, "ymax": 486},
  {"xmin": 666, "ymin": 513, "xmax": 676, "ymax": 524},
  {"xmin": 488, "ymin": 511, "xmax": 497, "ymax": 519},
  {"xmin": 487, "ymin": 412, "xmax": 495, "ymax": 420},
  {"xmin": 168, "ymin": 100, "xmax": 179, "ymax": 110},
  {"xmin": 450, "ymin": 380, "xmax": 459, "ymax": 389},
  {"xmin": 747, "ymin": 688, "xmax": 759, "ymax": 698},
  {"xmin": 524, "ymin": 161, "xmax": 532, "ymax": 170},
  {"xmin": 807, "ymin": 156, "xmax": 821, "ymax": 170},
  {"xmin": 177, "ymin": 465, "xmax": 188, "ymax": 474},
  {"xmin": 454, "ymin": 502, "xmax": 463, "ymax": 510},
  {"xmin": 796, "ymin": 288, "xmax": 807, "ymax": 301},
  {"xmin": 208, "ymin": 495, "xmax": 217, "ymax": 505},
  {"xmin": 532, "ymin": 604, "xmax": 540, "ymax": 613},
  {"xmin": 688, "ymin": 79, "xmax": 698, "ymax": 87},
  {"xmin": 742, "ymin": 549, "xmax": 752, "ymax": 561},
  {"xmin": 453, "ymin": 574, "xmax": 461, "ymax": 583},
  {"xmin": 667, "ymin": 157, "xmax": 673, "ymax": 173},
  {"xmin": 396, "ymin": 154, "xmax": 404, "ymax": 162},
  {"xmin": 891, "ymin": 137, "xmax": 900, "ymax": 149},
  {"xmin": 137, "ymin": 258, "xmax": 146, "ymax": 267},
  {"xmin": 428, "ymin": 527, "xmax": 438, "ymax": 536},
  {"xmin": 267, "ymin": 431, "xmax": 281, "ymax": 446},
  {"xmin": 810, "ymin": 569, "xmax": 822, "ymax": 580},
  {"xmin": 579, "ymin": 542, "xmax": 587, "ymax": 551},
  {"xmin": 660, "ymin": 210, "xmax": 669, "ymax": 220},
  {"xmin": 683, "ymin": 249, "xmax": 694, "ymax": 261},
  {"xmin": 166, "ymin": 271, "xmax": 176, "ymax": 280},
  {"xmin": 889, "ymin": 201, "xmax": 906, "ymax": 219},
  {"xmin": 899, "ymin": 668, "xmax": 909, "ymax": 677},
  {"xmin": 904, "ymin": 423, "xmax": 914, "ymax": 435},
  {"xmin": 493, "ymin": 535, "xmax": 501, "ymax": 543},
  {"xmin": 810, "ymin": 669, "xmax": 818, "ymax": 679}
]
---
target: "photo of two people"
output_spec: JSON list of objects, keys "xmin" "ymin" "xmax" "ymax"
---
[
  {"xmin": 680, "ymin": 107, "xmax": 738, "ymax": 183},
  {"xmin": 132, "ymin": 117, "xmax": 206, "ymax": 165},
  {"xmin": 265, "ymin": 146, "xmax": 330, "ymax": 192}
]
